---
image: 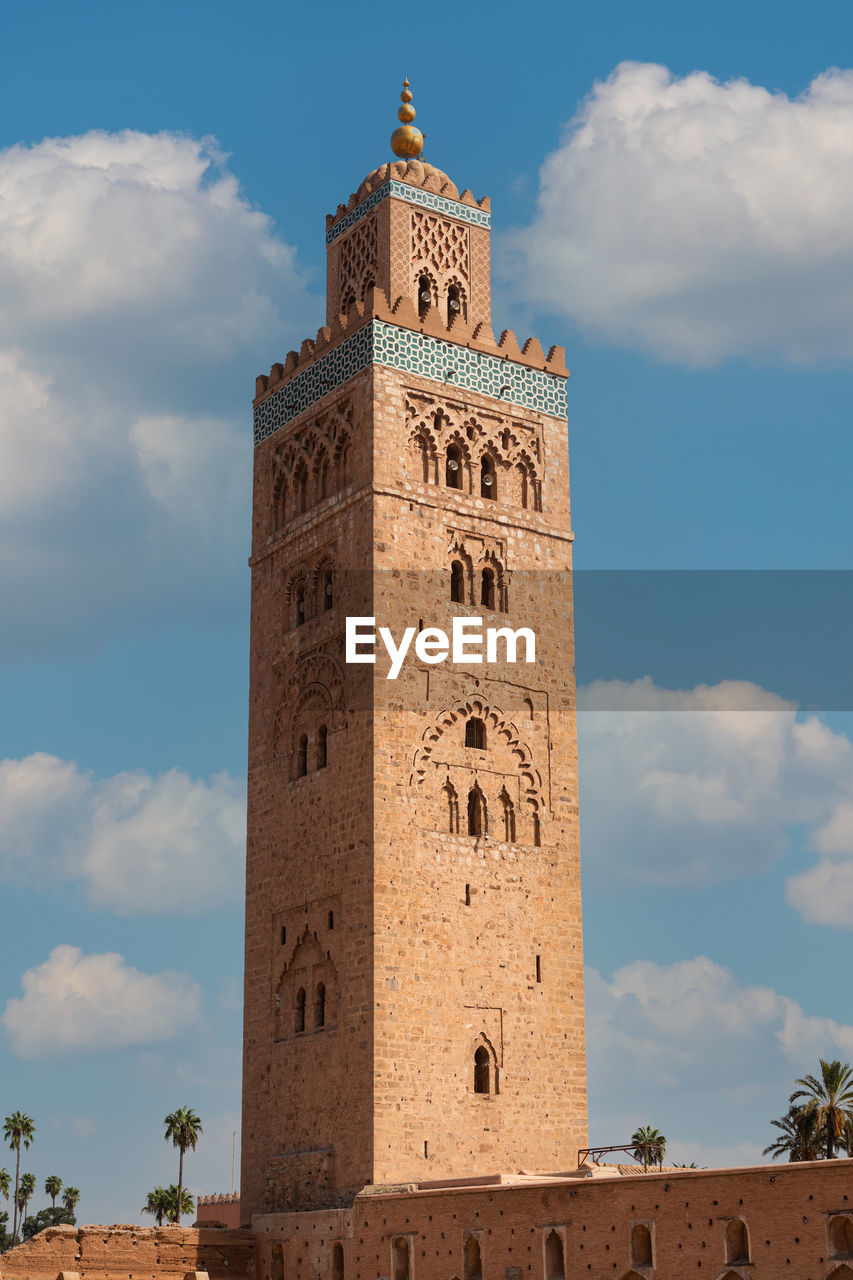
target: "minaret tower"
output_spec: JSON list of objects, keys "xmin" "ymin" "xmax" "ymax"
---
[{"xmin": 241, "ymin": 85, "xmax": 586, "ymax": 1219}]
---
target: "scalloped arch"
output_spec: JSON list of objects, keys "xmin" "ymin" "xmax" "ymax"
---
[{"xmin": 410, "ymin": 697, "xmax": 543, "ymax": 803}]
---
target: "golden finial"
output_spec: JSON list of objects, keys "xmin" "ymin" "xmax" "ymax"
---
[{"xmin": 391, "ymin": 77, "xmax": 424, "ymax": 159}]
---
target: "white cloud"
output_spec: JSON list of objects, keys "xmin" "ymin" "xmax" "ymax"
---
[
  {"xmin": 786, "ymin": 858, "xmax": 853, "ymax": 927},
  {"xmin": 1, "ymin": 945, "xmax": 202, "ymax": 1058},
  {"xmin": 586, "ymin": 957, "xmax": 853, "ymax": 1160},
  {"xmin": 509, "ymin": 62, "xmax": 853, "ymax": 364},
  {"xmin": 577, "ymin": 678, "xmax": 853, "ymax": 917},
  {"xmin": 0, "ymin": 751, "xmax": 245, "ymax": 913},
  {"xmin": 0, "ymin": 129, "xmax": 314, "ymax": 657}
]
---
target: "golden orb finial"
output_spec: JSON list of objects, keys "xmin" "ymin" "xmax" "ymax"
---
[{"xmin": 391, "ymin": 77, "xmax": 423, "ymax": 159}]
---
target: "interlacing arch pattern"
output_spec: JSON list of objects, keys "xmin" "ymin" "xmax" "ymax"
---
[
  {"xmin": 410, "ymin": 697, "xmax": 544, "ymax": 824},
  {"xmin": 339, "ymin": 215, "xmax": 377, "ymax": 309},
  {"xmin": 405, "ymin": 398, "xmax": 543, "ymax": 511},
  {"xmin": 272, "ymin": 402, "xmax": 353, "ymax": 531},
  {"xmin": 411, "ymin": 209, "xmax": 470, "ymax": 281}
]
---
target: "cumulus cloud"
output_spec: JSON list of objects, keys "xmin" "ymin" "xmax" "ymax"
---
[
  {"xmin": 0, "ymin": 751, "xmax": 245, "ymax": 913},
  {"xmin": 586, "ymin": 956, "xmax": 853, "ymax": 1160},
  {"xmin": 0, "ymin": 129, "xmax": 314, "ymax": 657},
  {"xmin": 509, "ymin": 62, "xmax": 853, "ymax": 364},
  {"xmin": 577, "ymin": 677, "xmax": 853, "ymax": 927},
  {"xmin": 577, "ymin": 678, "xmax": 853, "ymax": 915},
  {"xmin": 1, "ymin": 945, "xmax": 202, "ymax": 1058}
]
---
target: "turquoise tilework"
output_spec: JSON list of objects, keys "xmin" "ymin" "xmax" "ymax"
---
[
  {"xmin": 254, "ymin": 324, "xmax": 373, "ymax": 445},
  {"xmin": 325, "ymin": 179, "xmax": 491, "ymax": 245},
  {"xmin": 254, "ymin": 321, "xmax": 567, "ymax": 446}
]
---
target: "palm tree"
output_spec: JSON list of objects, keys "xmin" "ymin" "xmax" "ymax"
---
[
  {"xmin": 165, "ymin": 1185, "xmax": 195, "ymax": 1224},
  {"xmin": 163, "ymin": 1108, "xmax": 202, "ymax": 1226},
  {"xmin": 790, "ymin": 1058, "xmax": 853, "ymax": 1160},
  {"xmin": 631, "ymin": 1124, "xmax": 666, "ymax": 1170},
  {"xmin": 44, "ymin": 1175, "xmax": 62, "ymax": 1208},
  {"xmin": 142, "ymin": 1186, "xmax": 171, "ymax": 1226},
  {"xmin": 763, "ymin": 1103, "xmax": 824, "ymax": 1162},
  {"xmin": 17, "ymin": 1172, "xmax": 36, "ymax": 1226},
  {"xmin": 3, "ymin": 1111, "xmax": 35, "ymax": 1244},
  {"xmin": 0, "ymin": 1168, "xmax": 10, "ymax": 1202},
  {"xmin": 62, "ymin": 1186, "xmax": 80, "ymax": 1216}
]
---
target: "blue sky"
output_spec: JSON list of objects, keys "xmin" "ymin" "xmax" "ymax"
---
[{"xmin": 2, "ymin": 0, "xmax": 853, "ymax": 1226}]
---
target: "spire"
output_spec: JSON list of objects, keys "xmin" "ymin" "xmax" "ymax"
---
[{"xmin": 390, "ymin": 78, "xmax": 424, "ymax": 159}]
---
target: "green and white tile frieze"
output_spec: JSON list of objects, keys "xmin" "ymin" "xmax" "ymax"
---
[
  {"xmin": 325, "ymin": 180, "xmax": 491, "ymax": 246},
  {"xmin": 254, "ymin": 321, "xmax": 567, "ymax": 446}
]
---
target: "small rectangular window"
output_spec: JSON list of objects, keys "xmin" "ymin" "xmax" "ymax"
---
[
  {"xmin": 535, "ymin": 955, "xmax": 541, "ymax": 983},
  {"xmin": 328, "ymin": 910, "xmax": 334, "ymax": 930},
  {"xmin": 465, "ymin": 884, "xmax": 471, "ymax": 906},
  {"xmin": 281, "ymin": 926, "xmax": 287, "ymax": 945}
]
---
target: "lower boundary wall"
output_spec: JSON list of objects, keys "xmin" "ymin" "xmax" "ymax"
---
[
  {"xmin": 2, "ymin": 1163, "xmax": 852, "ymax": 1280},
  {"xmin": 0, "ymin": 1226, "xmax": 255, "ymax": 1280}
]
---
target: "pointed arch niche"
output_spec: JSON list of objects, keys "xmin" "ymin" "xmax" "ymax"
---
[
  {"xmin": 544, "ymin": 1229, "xmax": 565, "ymax": 1280},
  {"xmin": 274, "ymin": 929, "xmax": 338, "ymax": 1040},
  {"xmin": 273, "ymin": 652, "xmax": 345, "ymax": 766}
]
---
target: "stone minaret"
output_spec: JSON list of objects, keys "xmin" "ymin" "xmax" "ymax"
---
[{"xmin": 241, "ymin": 84, "xmax": 585, "ymax": 1220}]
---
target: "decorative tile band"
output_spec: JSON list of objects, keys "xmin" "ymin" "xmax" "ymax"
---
[
  {"xmin": 254, "ymin": 321, "xmax": 567, "ymax": 447},
  {"xmin": 254, "ymin": 324, "xmax": 374, "ymax": 445},
  {"xmin": 326, "ymin": 180, "xmax": 491, "ymax": 246}
]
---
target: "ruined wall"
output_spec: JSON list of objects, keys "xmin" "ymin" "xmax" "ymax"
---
[{"xmin": 0, "ymin": 1225, "xmax": 255, "ymax": 1280}]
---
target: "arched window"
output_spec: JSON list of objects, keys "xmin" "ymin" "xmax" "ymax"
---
[
  {"xmin": 323, "ymin": 568, "xmax": 334, "ymax": 610},
  {"xmin": 473, "ymin": 1046, "xmax": 490, "ymax": 1094},
  {"xmin": 331, "ymin": 1243, "xmax": 344, "ymax": 1280},
  {"xmin": 530, "ymin": 803, "xmax": 541, "ymax": 847},
  {"xmin": 443, "ymin": 779, "xmax": 459, "ymax": 834},
  {"xmin": 725, "ymin": 1217, "xmax": 749, "ymax": 1264},
  {"xmin": 297, "ymin": 468, "xmax": 308, "ymax": 515},
  {"xmin": 480, "ymin": 567, "xmax": 496, "ymax": 609},
  {"xmin": 630, "ymin": 1224, "xmax": 652, "ymax": 1269},
  {"xmin": 468, "ymin": 787, "xmax": 485, "ymax": 836},
  {"xmin": 465, "ymin": 717, "xmax": 486, "ymax": 750},
  {"xmin": 296, "ymin": 734, "xmax": 308, "ymax": 779},
  {"xmin": 418, "ymin": 273, "xmax": 432, "ymax": 319},
  {"xmin": 446, "ymin": 444, "xmax": 463, "ymax": 489},
  {"xmin": 501, "ymin": 791, "xmax": 515, "ymax": 843},
  {"xmin": 463, "ymin": 1236, "xmax": 481, "ymax": 1280},
  {"xmin": 447, "ymin": 284, "xmax": 462, "ymax": 326},
  {"xmin": 450, "ymin": 560, "xmax": 465, "ymax": 604},
  {"xmin": 392, "ymin": 1237, "xmax": 410, "ymax": 1280},
  {"xmin": 830, "ymin": 1215, "xmax": 853, "ymax": 1259},
  {"xmin": 319, "ymin": 459, "xmax": 329, "ymax": 501},
  {"xmin": 295, "ymin": 987, "xmax": 306, "ymax": 1033},
  {"xmin": 545, "ymin": 1230, "xmax": 564, "ymax": 1280},
  {"xmin": 523, "ymin": 697, "xmax": 534, "ymax": 720},
  {"xmin": 316, "ymin": 724, "xmax": 328, "ymax": 769},
  {"xmin": 314, "ymin": 982, "xmax": 326, "ymax": 1029},
  {"xmin": 480, "ymin": 455, "xmax": 496, "ymax": 499},
  {"xmin": 295, "ymin": 585, "xmax": 306, "ymax": 626}
]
